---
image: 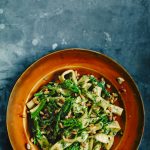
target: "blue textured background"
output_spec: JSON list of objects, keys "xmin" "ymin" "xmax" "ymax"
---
[{"xmin": 0, "ymin": 0, "xmax": 150, "ymax": 149}]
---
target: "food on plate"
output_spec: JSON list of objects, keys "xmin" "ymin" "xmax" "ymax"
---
[{"xmin": 26, "ymin": 70, "xmax": 123, "ymax": 150}]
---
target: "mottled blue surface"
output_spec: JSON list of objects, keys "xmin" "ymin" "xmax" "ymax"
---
[{"xmin": 0, "ymin": 0, "xmax": 150, "ymax": 149}]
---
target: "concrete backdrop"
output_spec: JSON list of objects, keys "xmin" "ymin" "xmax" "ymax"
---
[{"xmin": 0, "ymin": 0, "xmax": 150, "ymax": 149}]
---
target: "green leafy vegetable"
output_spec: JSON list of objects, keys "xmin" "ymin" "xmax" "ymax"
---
[
  {"xmin": 62, "ymin": 118, "xmax": 82, "ymax": 128},
  {"xmin": 33, "ymin": 118, "xmax": 42, "ymax": 139},
  {"xmin": 61, "ymin": 79, "xmax": 80, "ymax": 93},
  {"xmin": 90, "ymin": 76, "xmax": 110, "ymax": 97},
  {"xmin": 53, "ymin": 98, "xmax": 74, "ymax": 139},
  {"xmin": 60, "ymin": 98, "xmax": 73, "ymax": 118},
  {"xmin": 65, "ymin": 142, "xmax": 80, "ymax": 150},
  {"xmin": 31, "ymin": 99, "xmax": 46, "ymax": 119},
  {"xmin": 34, "ymin": 91, "xmax": 43, "ymax": 97}
]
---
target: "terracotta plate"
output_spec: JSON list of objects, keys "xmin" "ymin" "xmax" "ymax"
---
[{"xmin": 7, "ymin": 49, "xmax": 144, "ymax": 150}]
